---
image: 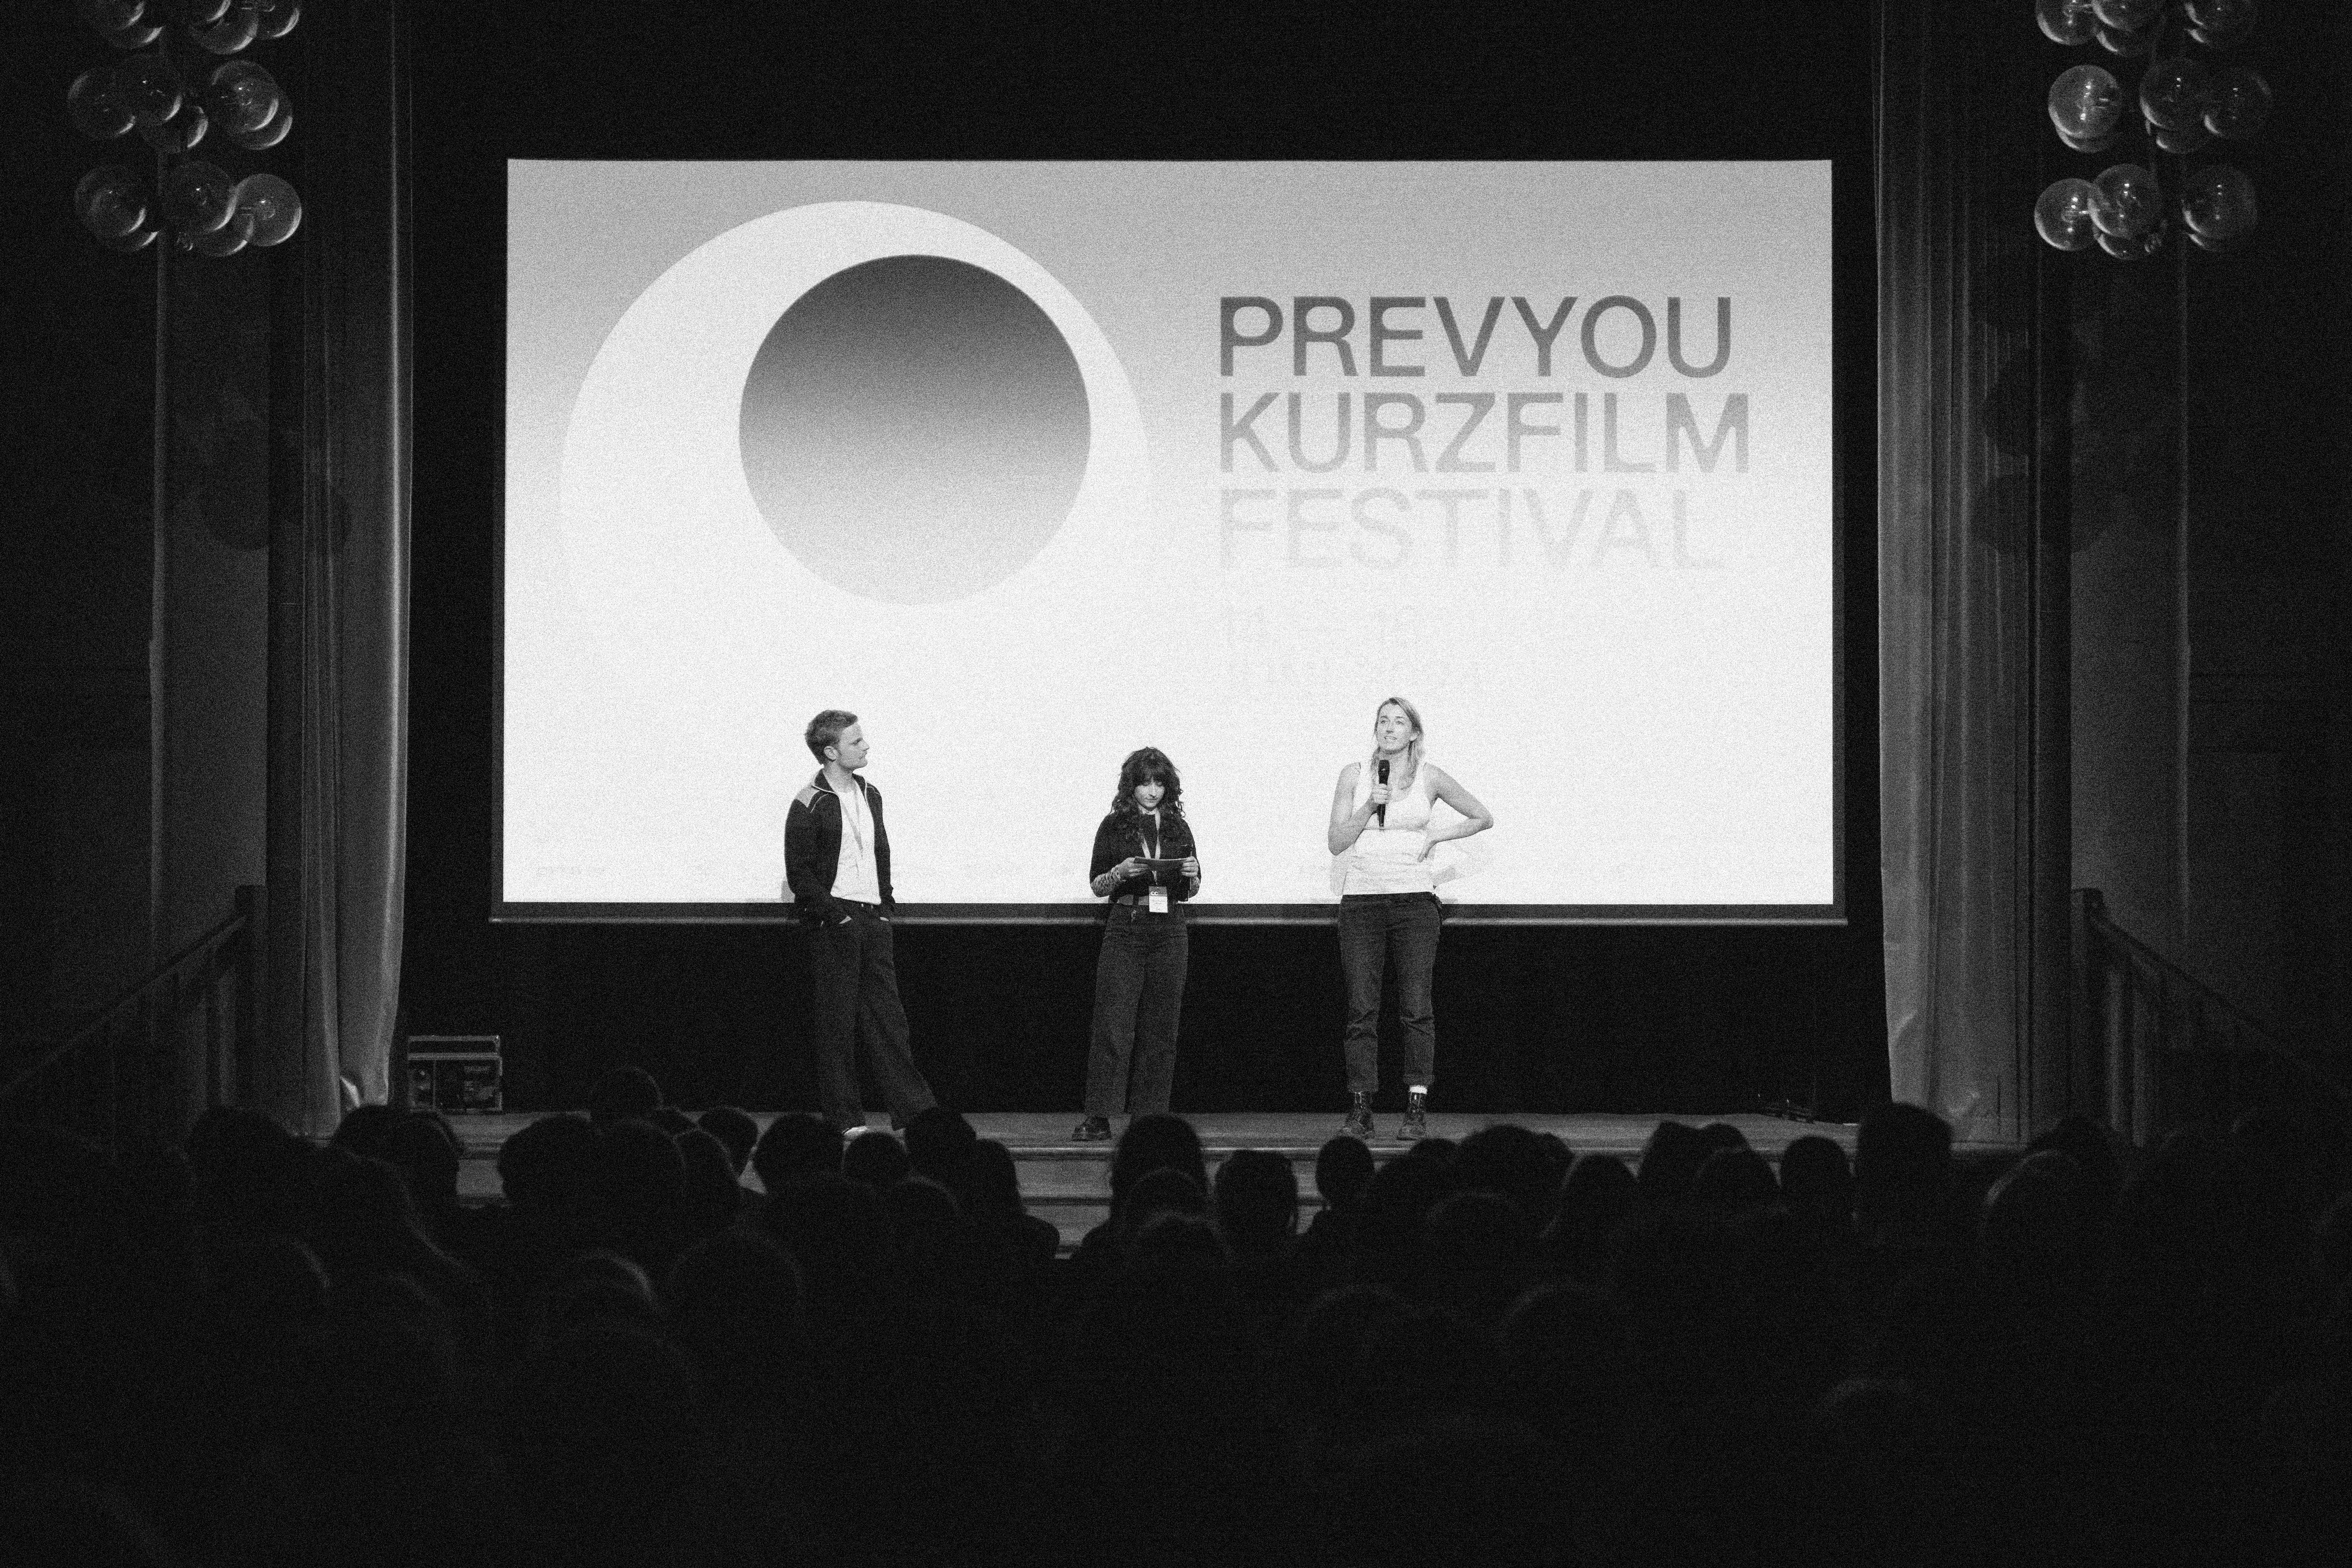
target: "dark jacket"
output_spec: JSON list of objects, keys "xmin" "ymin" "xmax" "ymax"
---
[
  {"xmin": 785, "ymin": 769, "xmax": 893, "ymax": 923},
  {"xmin": 1088, "ymin": 809, "xmax": 1200, "ymax": 906}
]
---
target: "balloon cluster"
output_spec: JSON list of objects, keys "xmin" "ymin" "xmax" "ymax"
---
[
  {"xmin": 67, "ymin": 1, "xmax": 304, "ymax": 258},
  {"xmin": 2034, "ymin": 0, "xmax": 2267, "ymax": 257}
]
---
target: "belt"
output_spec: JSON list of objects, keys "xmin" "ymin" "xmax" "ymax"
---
[
  {"xmin": 834, "ymin": 898, "xmax": 882, "ymax": 911},
  {"xmin": 1111, "ymin": 894, "xmax": 1179, "ymax": 909}
]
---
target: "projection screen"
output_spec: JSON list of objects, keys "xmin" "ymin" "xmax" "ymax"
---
[{"xmin": 501, "ymin": 161, "xmax": 1838, "ymax": 922}]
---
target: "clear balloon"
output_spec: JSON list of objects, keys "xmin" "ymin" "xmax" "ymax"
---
[
  {"xmin": 2097, "ymin": 224, "xmax": 2166, "ymax": 260},
  {"xmin": 205, "ymin": 60, "xmax": 280, "ymax": 136},
  {"xmin": 162, "ymin": 159, "xmax": 237, "ymax": 233},
  {"xmin": 76, "ymin": 0, "xmax": 147, "ymax": 34},
  {"xmin": 105, "ymin": 20, "xmax": 164, "ymax": 48},
  {"xmin": 226, "ymin": 102, "xmax": 290, "ymax": 150},
  {"xmin": 2096, "ymin": 23, "xmax": 2153, "ymax": 56},
  {"xmin": 97, "ymin": 223, "xmax": 161, "ymax": 255},
  {"xmin": 2183, "ymin": 0, "xmax": 2258, "ymax": 41},
  {"xmin": 2179, "ymin": 164, "xmax": 2257, "ymax": 240},
  {"xmin": 2049, "ymin": 65, "xmax": 2126, "ymax": 142},
  {"xmin": 186, "ymin": 211, "xmax": 253, "ymax": 256},
  {"xmin": 2155, "ymin": 124, "xmax": 2211, "ymax": 155},
  {"xmin": 116, "ymin": 50, "xmax": 182, "ymax": 126},
  {"xmin": 2036, "ymin": 0, "xmax": 2098, "ymax": 45},
  {"xmin": 75, "ymin": 164, "xmax": 150, "ymax": 240},
  {"xmin": 233, "ymin": 173, "xmax": 302, "ymax": 246},
  {"xmin": 2035, "ymin": 178, "xmax": 2101, "ymax": 252},
  {"xmin": 2138, "ymin": 57, "xmax": 2211, "ymax": 131},
  {"xmin": 138, "ymin": 100, "xmax": 209, "ymax": 153},
  {"xmin": 68, "ymin": 68, "xmax": 135, "ymax": 140},
  {"xmin": 2091, "ymin": 164, "xmax": 2162, "ymax": 238},
  {"xmin": 193, "ymin": 0, "xmax": 260, "ymax": 54},
  {"xmin": 2092, "ymin": 0, "xmax": 2162, "ymax": 28},
  {"xmin": 2204, "ymin": 67, "xmax": 2271, "ymax": 139},
  {"xmin": 2059, "ymin": 126, "xmax": 2119, "ymax": 155},
  {"xmin": 255, "ymin": 0, "xmax": 299, "ymax": 40}
]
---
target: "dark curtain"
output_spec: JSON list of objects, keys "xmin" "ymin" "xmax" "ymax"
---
[
  {"xmin": 260, "ymin": 0, "xmax": 411, "ymax": 1133},
  {"xmin": 1876, "ymin": 2, "xmax": 2072, "ymax": 1143}
]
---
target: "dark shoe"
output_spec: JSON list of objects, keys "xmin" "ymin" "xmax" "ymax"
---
[
  {"xmin": 1340, "ymin": 1093, "xmax": 1374, "ymax": 1141},
  {"xmin": 1071, "ymin": 1116, "xmax": 1113, "ymax": 1142},
  {"xmin": 1399, "ymin": 1093, "xmax": 1428, "ymax": 1142}
]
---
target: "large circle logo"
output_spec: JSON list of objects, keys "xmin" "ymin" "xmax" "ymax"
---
[
  {"xmin": 555, "ymin": 200, "xmax": 1147, "ymax": 675},
  {"xmin": 739, "ymin": 255, "xmax": 1090, "ymax": 604}
]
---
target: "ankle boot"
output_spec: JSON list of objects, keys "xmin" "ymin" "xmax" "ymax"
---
[
  {"xmin": 1399, "ymin": 1089, "xmax": 1428, "ymax": 1141},
  {"xmin": 1340, "ymin": 1092, "xmax": 1374, "ymax": 1140}
]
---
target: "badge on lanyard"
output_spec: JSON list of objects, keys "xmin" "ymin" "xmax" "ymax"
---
[{"xmin": 1142, "ymin": 813, "xmax": 1168, "ymax": 913}]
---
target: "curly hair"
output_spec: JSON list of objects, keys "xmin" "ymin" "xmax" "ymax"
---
[{"xmin": 1110, "ymin": 747, "xmax": 1185, "ymax": 818}]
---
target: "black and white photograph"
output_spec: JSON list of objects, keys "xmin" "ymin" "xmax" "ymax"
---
[{"xmin": 4, "ymin": 3, "xmax": 2347, "ymax": 1564}]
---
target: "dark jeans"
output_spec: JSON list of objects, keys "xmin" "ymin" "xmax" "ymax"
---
[
  {"xmin": 1337, "ymin": 892, "xmax": 1439, "ymax": 1095},
  {"xmin": 808, "ymin": 902, "xmax": 936, "ymax": 1131},
  {"xmin": 1084, "ymin": 904, "xmax": 1189, "ymax": 1116}
]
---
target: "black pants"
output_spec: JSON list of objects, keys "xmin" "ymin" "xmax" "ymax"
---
[
  {"xmin": 1337, "ymin": 892, "xmax": 1439, "ymax": 1094},
  {"xmin": 808, "ymin": 902, "xmax": 936, "ymax": 1131},
  {"xmin": 1083, "ymin": 904, "xmax": 1188, "ymax": 1116}
]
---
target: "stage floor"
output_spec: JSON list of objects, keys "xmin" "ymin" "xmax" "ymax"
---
[{"xmin": 451, "ymin": 1111, "xmax": 1857, "ymax": 1248}]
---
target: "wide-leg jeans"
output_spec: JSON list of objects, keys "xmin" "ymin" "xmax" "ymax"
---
[
  {"xmin": 1084, "ymin": 904, "xmax": 1189, "ymax": 1116},
  {"xmin": 809, "ymin": 901, "xmax": 936, "ymax": 1132}
]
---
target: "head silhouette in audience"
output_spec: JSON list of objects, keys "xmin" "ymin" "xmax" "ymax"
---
[
  {"xmin": 583, "ymin": 1065, "xmax": 663, "ymax": 1126},
  {"xmin": 1777, "ymin": 1134, "xmax": 1854, "ymax": 1224},
  {"xmin": 1316, "ymin": 1133, "xmax": 1376, "ymax": 1216},
  {"xmin": 672, "ymin": 1127, "xmax": 743, "ymax": 1243},
  {"xmin": 1109, "ymin": 1112, "xmax": 1208, "ymax": 1204},
  {"xmin": 1212, "ymin": 1149, "xmax": 1299, "ymax": 1261},
  {"xmin": 1543, "ymin": 1152, "xmax": 1638, "ymax": 1284},
  {"xmin": 840, "ymin": 1127, "xmax": 911, "ymax": 1189},
  {"xmin": 1853, "ymin": 1101, "xmax": 1954, "ymax": 1239},
  {"xmin": 1453, "ymin": 1122, "xmax": 1571, "ymax": 1227},
  {"xmin": 903, "ymin": 1105, "xmax": 981, "ymax": 1202},
  {"xmin": 694, "ymin": 1105, "xmax": 760, "ymax": 1177},
  {"xmin": 1636, "ymin": 1120, "xmax": 1713, "ymax": 1208},
  {"xmin": 1690, "ymin": 1145, "xmax": 1780, "ymax": 1215},
  {"xmin": 329, "ymin": 1101, "xmax": 400, "ymax": 1160},
  {"xmin": 750, "ymin": 1112, "xmax": 843, "ymax": 1196},
  {"xmin": 1979, "ymin": 1148, "xmax": 2095, "ymax": 1283},
  {"xmin": 663, "ymin": 1228, "xmax": 805, "ymax": 1409}
]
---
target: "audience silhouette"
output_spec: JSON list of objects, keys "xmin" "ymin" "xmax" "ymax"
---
[{"xmin": 4, "ymin": 1081, "xmax": 2347, "ymax": 1566}]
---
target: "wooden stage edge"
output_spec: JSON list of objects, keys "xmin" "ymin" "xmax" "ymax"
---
[{"xmin": 450, "ymin": 1110, "xmax": 1861, "ymax": 1162}]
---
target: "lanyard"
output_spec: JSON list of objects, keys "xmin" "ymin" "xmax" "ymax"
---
[{"xmin": 841, "ymin": 783, "xmax": 867, "ymax": 866}]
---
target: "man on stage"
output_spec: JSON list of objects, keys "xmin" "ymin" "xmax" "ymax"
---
[{"xmin": 785, "ymin": 709, "xmax": 938, "ymax": 1136}]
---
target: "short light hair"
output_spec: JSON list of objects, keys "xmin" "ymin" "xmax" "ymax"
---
[{"xmin": 804, "ymin": 709, "xmax": 858, "ymax": 762}]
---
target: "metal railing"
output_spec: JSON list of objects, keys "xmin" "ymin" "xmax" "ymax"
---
[
  {"xmin": 2076, "ymin": 888, "xmax": 2347, "ymax": 1146},
  {"xmin": 0, "ymin": 884, "xmax": 262, "ymax": 1153}
]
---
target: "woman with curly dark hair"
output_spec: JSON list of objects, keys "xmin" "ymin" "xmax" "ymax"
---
[{"xmin": 1072, "ymin": 748, "xmax": 1202, "ymax": 1142}]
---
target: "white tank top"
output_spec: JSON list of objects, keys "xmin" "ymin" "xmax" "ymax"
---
[{"xmin": 1340, "ymin": 757, "xmax": 1438, "ymax": 895}]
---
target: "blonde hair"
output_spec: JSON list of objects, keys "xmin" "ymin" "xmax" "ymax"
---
[{"xmin": 1366, "ymin": 696, "xmax": 1424, "ymax": 789}]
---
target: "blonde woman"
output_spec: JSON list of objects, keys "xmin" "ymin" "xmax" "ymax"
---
[{"xmin": 1325, "ymin": 697, "xmax": 1492, "ymax": 1140}]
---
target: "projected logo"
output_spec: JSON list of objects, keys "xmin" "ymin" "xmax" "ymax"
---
[
  {"xmin": 557, "ymin": 201, "xmax": 1143, "ymax": 645},
  {"xmin": 739, "ymin": 256, "xmax": 1091, "ymax": 604}
]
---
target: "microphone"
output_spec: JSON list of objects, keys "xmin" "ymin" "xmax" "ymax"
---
[{"xmin": 1375, "ymin": 759, "xmax": 1388, "ymax": 827}]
